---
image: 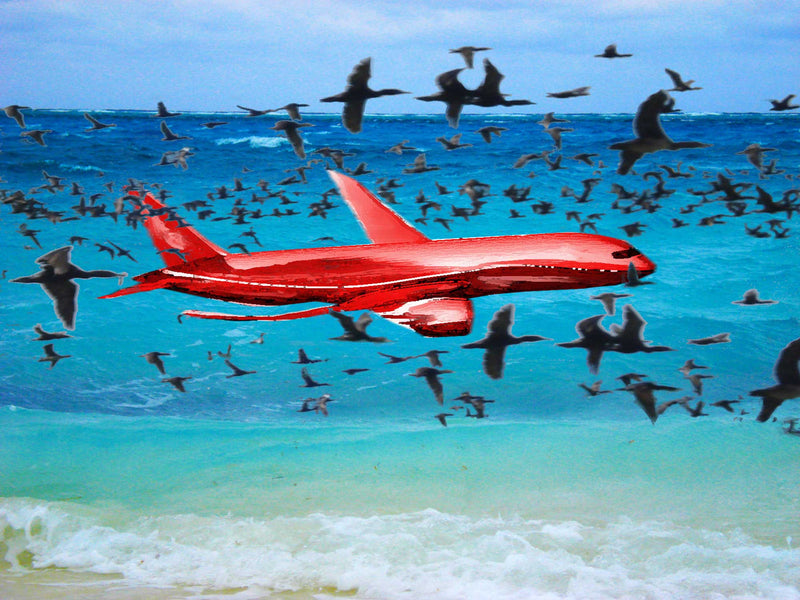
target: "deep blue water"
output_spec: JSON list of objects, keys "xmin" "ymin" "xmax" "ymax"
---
[{"xmin": 1, "ymin": 109, "xmax": 799, "ymax": 599}]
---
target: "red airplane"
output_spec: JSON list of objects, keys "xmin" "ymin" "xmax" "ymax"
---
[{"xmin": 102, "ymin": 172, "xmax": 656, "ymax": 336}]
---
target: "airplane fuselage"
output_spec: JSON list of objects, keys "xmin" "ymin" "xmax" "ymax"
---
[{"xmin": 134, "ymin": 232, "xmax": 655, "ymax": 309}]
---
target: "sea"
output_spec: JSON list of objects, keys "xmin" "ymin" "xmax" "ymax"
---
[{"xmin": 1, "ymin": 109, "xmax": 798, "ymax": 599}]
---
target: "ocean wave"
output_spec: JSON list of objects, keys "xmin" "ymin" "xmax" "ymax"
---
[
  {"xmin": 1, "ymin": 500, "xmax": 798, "ymax": 600},
  {"xmin": 214, "ymin": 136, "xmax": 287, "ymax": 149}
]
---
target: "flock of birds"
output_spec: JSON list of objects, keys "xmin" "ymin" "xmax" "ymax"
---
[{"xmin": 2, "ymin": 43, "xmax": 799, "ymax": 431}]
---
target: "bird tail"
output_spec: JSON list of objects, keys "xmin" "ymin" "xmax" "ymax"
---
[{"xmin": 128, "ymin": 189, "xmax": 227, "ymax": 267}]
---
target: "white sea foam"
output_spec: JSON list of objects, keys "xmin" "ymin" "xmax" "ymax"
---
[
  {"xmin": 1, "ymin": 500, "xmax": 798, "ymax": 600},
  {"xmin": 214, "ymin": 136, "xmax": 287, "ymax": 149}
]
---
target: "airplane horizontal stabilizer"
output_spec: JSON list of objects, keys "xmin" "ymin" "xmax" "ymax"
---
[
  {"xmin": 377, "ymin": 297, "xmax": 474, "ymax": 337},
  {"xmin": 98, "ymin": 279, "xmax": 170, "ymax": 299},
  {"xmin": 180, "ymin": 306, "xmax": 335, "ymax": 322},
  {"xmin": 327, "ymin": 171, "xmax": 430, "ymax": 245}
]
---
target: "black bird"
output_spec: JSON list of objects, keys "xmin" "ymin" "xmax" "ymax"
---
[
  {"xmin": 688, "ymin": 333, "xmax": 730, "ymax": 345},
  {"xmin": 271, "ymin": 120, "xmax": 313, "ymax": 159},
  {"xmin": 320, "ymin": 57, "xmax": 409, "ymax": 133},
  {"xmin": 608, "ymin": 304, "xmax": 674, "ymax": 355},
  {"xmin": 154, "ymin": 101, "xmax": 181, "ymax": 117},
  {"xmin": 11, "ymin": 246, "xmax": 126, "ymax": 330},
  {"xmin": 546, "ymin": 87, "xmax": 591, "ymax": 99},
  {"xmin": 664, "ymin": 68, "xmax": 702, "ymax": 92},
  {"xmin": 595, "ymin": 44, "xmax": 632, "ymax": 58},
  {"xmin": 455, "ymin": 391, "xmax": 495, "ymax": 418},
  {"xmin": 435, "ymin": 413, "xmax": 454, "ymax": 427},
  {"xmin": 461, "ymin": 304, "xmax": 550, "ymax": 379},
  {"xmin": 415, "ymin": 68, "xmax": 472, "ymax": 129},
  {"xmin": 300, "ymin": 367, "xmax": 330, "ymax": 388},
  {"xmin": 618, "ymin": 381, "xmax": 681, "ymax": 424},
  {"xmin": 557, "ymin": 314, "xmax": 615, "ymax": 374},
  {"xmin": 732, "ymin": 289, "xmax": 777, "ymax": 305},
  {"xmin": 292, "ymin": 348, "xmax": 326, "ymax": 364},
  {"xmin": 32, "ymin": 323, "xmax": 71, "ymax": 341},
  {"xmin": 159, "ymin": 120, "xmax": 190, "ymax": 141},
  {"xmin": 236, "ymin": 104, "xmax": 270, "ymax": 117},
  {"xmin": 83, "ymin": 112, "xmax": 116, "ymax": 131},
  {"xmin": 416, "ymin": 350, "xmax": 449, "ymax": 367},
  {"xmin": 267, "ymin": 103, "xmax": 310, "ymax": 121},
  {"xmin": 409, "ymin": 367, "xmax": 453, "ymax": 404},
  {"xmin": 609, "ymin": 90, "xmax": 710, "ymax": 175},
  {"xmin": 298, "ymin": 394, "xmax": 334, "ymax": 416},
  {"xmin": 769, "ymin": 94, "xmax": 798, "ymax": 111},
  {"xmin": 468, "ymin": 59, "xmax": 535, "ymax": 108},
  {"xmin": 38, "ymin": 343, "xmax": 71, "ymax": 369},
  {"xmin": 590, "ymin": 292, "xmax": 632, "ymax": 316},
  {"xmin": 163, "ymin": 376, "xmax": 191, "ymax": 392},
  {"xmin": 448, "ymin": 46, "xmax": 491, "ymax": 68},
  {"xmin": 579, "ymin": 381, "xmax": 612, "ymax": 397},
  {"xmin": 224, "ymin": 359, "xmax": 255, "ymax": 378},
  {"xmin": 3, "ymin": 104, "xmax": 30, "ymax": 128},
  {"xmin": 328, "ymin": 310, "xmax": 389, "ymax": 342},
  {"xmin": 710, "ymin": 399, "xmax": 741, "ymax": 413},
  {"xmin": 750, "ymin": 336, "xmax": 800, "ymax": 422},
  {"xmin": 141, "ymin": 351, "xmax": 170, "ymax": 375}
]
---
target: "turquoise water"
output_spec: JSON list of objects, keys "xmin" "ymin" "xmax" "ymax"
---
[{"xmin": 1, "ymin": 110, "xmax": 799, "ymax": 598}]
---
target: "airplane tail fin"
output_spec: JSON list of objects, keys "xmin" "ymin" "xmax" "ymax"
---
[{"xmin": 129, "ymin": 189, "xmax": 227, "ymax": 267}]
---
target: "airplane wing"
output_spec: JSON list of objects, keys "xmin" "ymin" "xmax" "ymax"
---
[
  {"xmin": 328, "ymin": 171, "xmax": 431, "ymax": 244},
  {"xmin": 376, "ymin": 297, "xmax": 473, "ymax": 337}
]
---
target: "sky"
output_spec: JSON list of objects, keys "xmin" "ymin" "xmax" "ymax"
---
[{"xmin": 2, "ymin": 0, "xmax": 799, "ymax": 115}]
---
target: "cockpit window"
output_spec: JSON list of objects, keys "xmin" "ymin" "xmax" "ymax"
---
[{"xmin": 612, "ymin": 246, "xmax": 642, "ymax": 259}]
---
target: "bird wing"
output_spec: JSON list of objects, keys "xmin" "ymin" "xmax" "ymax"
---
[
  {"xmin": 423, "ymin": 372, "xmax": 445, "ymax": 404},
  {"xmin": 474, "ymin": 58, "xmax": 504, "ymax": 98},
  {"xmin": 633, "ymin": 90, "xmax": 670, "ymax": 140},
  {"xmin": 775, "ymin": 338, "xmax": 800, "ymax": 385},
  {"xmin": 342, "ymin": 99, "xmax": 366, "ymax": 133},
  {"xmin": 664, "ymin": 68, "xmax": 684, "ymax": 88},
  {"xmin": 41, "ymin": 279, "xmax": 78, "ymax": 330},
  {"xmin": 346, "ymin": 57, "xmax": 371, "ymax": 88},
  {"xmin": 482, "ymin": 346, "xmax": 506, "ymax": 380}
]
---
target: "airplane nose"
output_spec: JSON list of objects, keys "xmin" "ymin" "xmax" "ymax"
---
[{"xmin": 633, "ymin": 253, "xmax": 656, "ymax": 276}]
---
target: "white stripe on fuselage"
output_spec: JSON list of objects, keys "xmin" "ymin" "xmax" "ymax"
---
[{"xmin": 162, "ymin": 263, "xmax": 623, "ymax": 291}]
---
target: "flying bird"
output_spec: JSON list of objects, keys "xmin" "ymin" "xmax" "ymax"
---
[
  {"xmin": 448, "ymin": 46, "xmax": 491, "ymax": 68},
  {"xmin": 557, "ymin": 314, "xmax": 616, "ymax": 374},
  {"xmin": 768, "ymin": 94, "xmax": 798, "ymax": 111},
  {"xmin": 732, "ymin": 289, "xmax": 777, "ymax": 305},
  {"xmin": 3, "ymin": 104, "xmax": 30, "ymax": 128},
  {"xmin": 664, "ymin": 68, "xmax": 702, "ymax": 92},
  {"xmin": 32, "ymin": 324, "xmax": 72, "ymax": 341},
  {"xmin": 688, "ymin": 333, "xmax": 730, "ymax": 345},
  {"xmin": 609, "ymin": 90, "xmax": 710, "ymax": 175},
  {"xmin": 410, "ymin": 367, "xmax": 453, "ymax": 404},
  {"xmin": 328, "ymin": 310, "xmax": 389, "ymax": 342},
  {"xmin": 141, "ymin": 351, "xmax": 170, "ymax": 375},
  {"xmin": 83, "ymin": 112, "xmax": 116, "ymax": 131},
  {"xmin": 416, "ymin": 68, "xmax": 473, "ymax": 129},
  {"xmin": 750, "ymin": 336, "xmax": 800, "ymax": 422},
  {"xmin": 154, "ymin": 101, "xmax": 181, "ymax": 118},
  {"xmin": 38, "ymin": 343, "xmax": 71, "ymax": 369},
  {"xmin": 11, "ymin": 246, "xmax": 126, "ymax": 330},
  {"xmin": 160, "ymin": 120, "xmax": 190, "ymax": 141},
  {"xmin": 300, "ymin": 367, "xmax": 330, "ymax": 388},
  {"xmin": 271, "ymin": 120, "xmax": 313, "ymax": 159},
  {"xmin": 595, "ymin": 44, "xmax": 632, "ymax": 58},
  {"xmin": 461, "ymin": 304, "xmax": 550, "ymax": 379},
  {"xmin": 546, "ymin": 87, "xmax": 591, "ymax": 99},
  {"xmin": 618, "ymin": 381, "xmax": 682, "ymax": 424},
  {"xmin": 320, "ymin": 57, "xmax": 409, "ymax": 133}
]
